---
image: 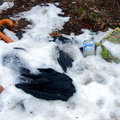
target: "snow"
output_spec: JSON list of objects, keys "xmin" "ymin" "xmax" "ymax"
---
[
  {"xmin": 103, "ymin": 41, "xmax": 120, "ymax": 59},
  {"xmin": 0, "ymin": 2, "xmax": 14, "ymax": 10},
  {"xmin": 0, "ymin": 3, "xmax": 120, "ymax": 120}
]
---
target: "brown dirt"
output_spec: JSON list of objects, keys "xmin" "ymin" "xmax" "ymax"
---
[{"xmin": 0, "ymin": 0, "xmax": 120, "ymax": 35}]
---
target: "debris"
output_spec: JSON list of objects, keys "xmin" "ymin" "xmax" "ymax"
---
[
  {"xmin": 0, "ymin": 85, "xmax": 4, "ymax": 93},
  {"xmin": 49, "ymin": 32, "xmax": 61, "ymax": 37},
  {"xmin": 15, "ymin": 48, "xmax": 75, "ymax": 101},
  {"xmin": 99, "ymin": 27, "xmax": 120, "ymax": 63},
  {"xmin": 99, "ymin": 23, "xmax": 106, "ymax": 30},
  {"xmin": 15, "ymin": 68, "xmax": 76, "ymax": 101},
  {"xmin": 0, "ymin": 0, "xmax": 4, "ymax": 5},
  {"xmin": 83, "ymin": 39, "xmax": 95, "ymax": 57},
  {"xmin": 57, "ymin": 50, "xmax": 73, "ymax": 72},
  {"xmin": 100, "ymin": 27, "xmax": 120, "ymax": 44},
  {"xmin": 89, "ymin": 7, "xmax": 102, "ymax": 14},
  {"xmin": 101, "ymin": 45, "xmax": 120, "ymax": 63}
]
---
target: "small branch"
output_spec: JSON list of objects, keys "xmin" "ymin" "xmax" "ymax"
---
[
  {"xmin": 116, "ymin": 1, "xmax": 120, "ymax": 9},
  {"xmin": 9, "ymin": 98, "xmax": 27, "ymax": 110},
  {"xmin": 114, "ymin": 0, "xmax": 120, "ymax": 9}
]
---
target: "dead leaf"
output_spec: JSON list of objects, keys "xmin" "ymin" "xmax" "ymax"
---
[
  {"xmin": 50, "ymin": 32, "xmax": 61, "ymax": 37},
  {"xmin": 0, "ymin": 85, "xmax": 4, "ymax": 93}
]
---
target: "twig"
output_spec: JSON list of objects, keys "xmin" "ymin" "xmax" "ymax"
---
[
  {"xmin": 79, "ymin": 11, "xmax": 86, "ymax": 20},
  {"xmin": 116, "ymin": 1, "xmax": 120, "ymax": 9},
  {"xmin": 114, "ymin": 0, "xmax": 120, "ymax": 9},
  {"xmin": 9, "ymin": 98, "xmax": 27, "ymax": 110}
]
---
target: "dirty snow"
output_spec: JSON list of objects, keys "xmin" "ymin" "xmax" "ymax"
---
[
  {"xmin": 0, "ymin": 3, "xmax": 120, "ymax": 120},
  {"xmin": 0, "ymin": 2, "xmax": 14, "ymax": 10}
]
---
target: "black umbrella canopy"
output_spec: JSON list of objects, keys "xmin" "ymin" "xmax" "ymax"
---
[{"xmin": 0, "ymin": 0, "xmax": 4, "ymax": 5}]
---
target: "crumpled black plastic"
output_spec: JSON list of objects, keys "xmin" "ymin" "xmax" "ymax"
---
[
  {"xmin": 52, "ymin": 35, "xmax": 71, "ymax": 43},
  {"xmin": 0, "ymin": 0, "xmax": 4, "ymax": 5},
  {"xmin": 15, "ymin": 68, "xmax": 76, "ymax": 101},
  {"xmin": 14, "ymin": 42, "xmax": 75, "ymax": 101},
  {"xmin": 57, "ymin": 50, "xmax": 73, "ymax": 72}
]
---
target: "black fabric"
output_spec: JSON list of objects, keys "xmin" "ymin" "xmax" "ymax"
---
[
  {"xmin": 52, "ymin": 36, "xmax": 70, "ymax": 43},
  {"xmin": 15, "ymin": 46, "xmax": 75, "ymax": 101},
  {"xmin": 0, "ymin": 0, "xmax": 4, "ymax": 5},
  {"xmin": 14, "ymin": 47, "xmax": 26, "ymax": 51},
  {"xmin": 57, "ymin": 50, "xmax": 73, "ymax": 72},
  {"xmin": 15, "ymin": 31, "xmax": 23, "ymax": 40},
  {"xmin": 52, "ymin": 36, "xmax": 73, "ymax": 72},
  {"xmin": 16, "ymin": 68, "xmax": 76, "ymax": 101}
]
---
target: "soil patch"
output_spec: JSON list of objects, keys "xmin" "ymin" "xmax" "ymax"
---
[{"xmin": 0, "ymin": 0, "xmax": 120, "ymax": 35}]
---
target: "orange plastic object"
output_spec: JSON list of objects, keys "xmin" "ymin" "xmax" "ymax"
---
[
  {"xmin": 0, "ymin": 85, "xmax": 4, "ymax": 93},
  {"xmin": 0, "ymin": 19, "xmax": 14, "ymax": 43}
]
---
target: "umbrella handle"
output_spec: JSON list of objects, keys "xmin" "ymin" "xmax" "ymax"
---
[{"xmin": 0, "ymin": 19, "xmax": 14, "ymax": 43}]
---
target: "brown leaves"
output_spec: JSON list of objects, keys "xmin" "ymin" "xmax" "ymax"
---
[
  {"xmin": 49, "ymin": 32, "xmax": 61, "ymax": 37},
  {"xmin": 0, "ymin": 0, "xmax": 119, "ymax": 35}
]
